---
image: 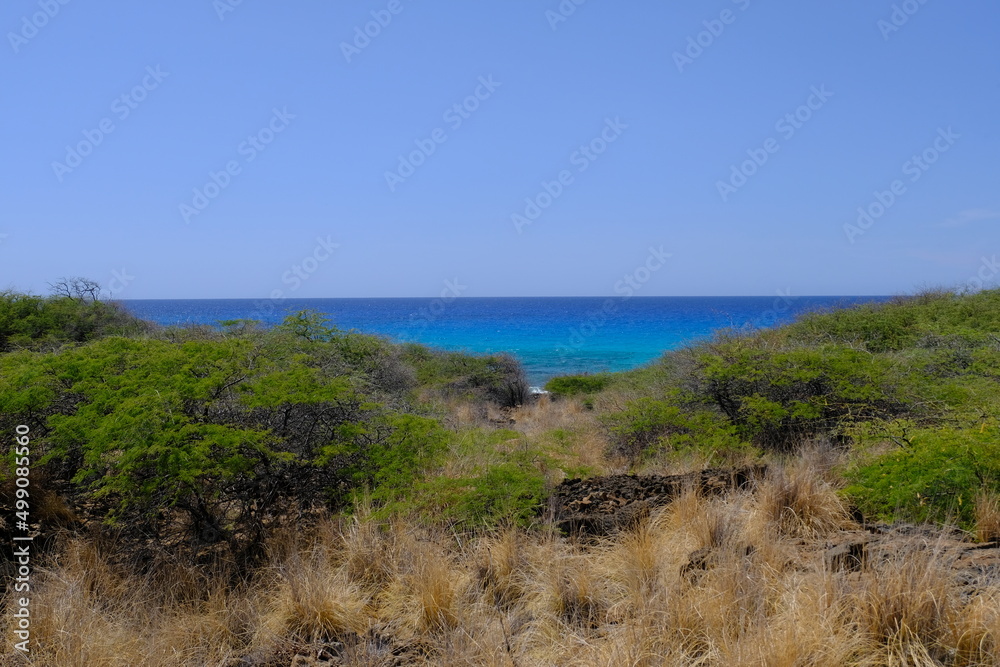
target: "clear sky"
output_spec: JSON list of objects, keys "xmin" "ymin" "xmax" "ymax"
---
[{"xmin": 2, "ymin": 0, "xmax": 998, "ymax": 298}]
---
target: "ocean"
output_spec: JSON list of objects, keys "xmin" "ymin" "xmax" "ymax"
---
[{"xmin": 121, "ymin": 296, "xmax": 889, "ymax": 387}]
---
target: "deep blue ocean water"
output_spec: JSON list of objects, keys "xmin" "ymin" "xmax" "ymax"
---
[{"xmin": 121, "ymin": 296, "xmax": 889, "ymax": 386}]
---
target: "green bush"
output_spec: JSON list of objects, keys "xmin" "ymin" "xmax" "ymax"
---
[
  {"xmin": 692, "ymin": 339, "xmax": 907, "ymax": 451},
  {"xmin": 456, "ymin": 461, "xmax": 545, "ymax": 527},
  {"xmin": 348, "ymin": 414, "xmax": 449, "ymax": 503},
  {"xmin": 400, "ymin": 346, "xmax": 529, "ymax": 408},
  {"xmin": 0, "ymin": 326, "xmax": 446, "ymax": 567},
  {"xmin": 843, "ymin": 426, "xmax": 1000, "ymax": 528},
  {"xmin": 394, "ymin": 458, "xmax": 546, "ymax": 530},
  {"xmin": 0, "ymin": 290, "xmax": 148, "ymax": 352},
  {"xmin": 786, "ymin": 289, "xmax": 1000, "ymax": 352},
  {"xmin": 594, "ymin": 289, "xmax": 1000, "ymax": 465},
  {"xmin": 601, "ymin": 395, "xmax": 750, "ymax": 463},
  {"xmin": 544, "ymin": 373, "xmax": 611, "ymax": 396}
]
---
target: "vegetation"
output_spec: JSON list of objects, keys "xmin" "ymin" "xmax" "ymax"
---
[
  {"xmin": 0, "ymin": 288, "xmax": 148, "ymax": 352},
  {"xmin": 844, "ymin": 425, "xmax": 1000, "ymax": 526},
  {"xmin": 401, "ymin": 344, "xmax": 530, "ymax": 408},
  {"xmin": 543, "ymin": 372, "xmax": 612, "ymax": 396},
  {"xmin": 0, "ymin": 291, "xmax": 532, "ymax": 571},
  {"xmin": 594, "ymin": 288, "xmax": 1000, "ymax": 525},
  {"xmin": 3, "ymin": 284, "xmax": 1000, "ymax": 665}
]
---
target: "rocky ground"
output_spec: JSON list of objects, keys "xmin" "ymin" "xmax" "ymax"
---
[
  {"xmin": 549, "ymin": 465, "xmax": 768, "ymax": 536},
  {"xmin": 549, "ymin": 466, "xmax": 1000, "ymax": 595}
]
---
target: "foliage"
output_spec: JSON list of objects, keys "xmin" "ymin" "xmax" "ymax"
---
[
  {"xmin": 0, "ymin": 303, "xmax": 530, "ymax": 567},
  {"xmin": 598, "ymin": 289, "xmax": 1000, "ymax": 460},
  {"xmin": 785, "ymin": 289, "xmax": 1000, "ymax": 352},
  {"xmin": 346, "ymin": 413, "xmax": 449, "ymax": 503},
  {"xmin": 843, "ymin": 426, "xmax": 1000, "ymax": 528},
  {"xmin": 690, "ymin": 339, "xmax": 908, "ymax": 451},
  {"xmin": 0, "ymin": 290, "xmax": 148, "ymax": 352},
  {"xmin": 400, "ymin": 345, "xmax": 530, "ymax": 408},
  {"xmin": 8, "ymin": 335, "xmax": 377, "ymax": 565},
  {"xmin": 544, "ymin": 373, "xmax": 611, "ymax": 397},
  {"xmin": 600, "ymin": 394, "xmax": 751, "ymax": 463},
  {"xmin": 391, "ymin": 457, "xmax": 546, "ymax": 530}
]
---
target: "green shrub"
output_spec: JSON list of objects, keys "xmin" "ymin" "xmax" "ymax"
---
[
  {"xmin": 843, "ymin": 426, "xmax": 1000, "ymax": 528},
  {"xmin": 0, "ymin": 330, "xmax": 446, "ymax": 568},
  {"xmin": 458, "ymin": 461, "xmax": 546, "ymax": 527},
  {"xmin": 349, "ymin": 414, "xmax": 449, "ymax": 503},
  {"xmin": 601, "ymin": 395, "xmax": 751, "ymax": 463},
  {"xmin": 0, "ymin": 290, "xmax": 148, "ymax": 352},
  {"xmin": 544, "ymin": 373, "xmax": 611, "ymax": 396},
  {"xmin": 394, "ymin": 458, "xmax": 546, "ymax": 530},
  {"xmin": 786, "ymin": 289, "xmax": 1000, "ymax": 352},
  {"xmin": 401, "ymin": 346, "xmax": 529, "ymax": 408},
  {"xmin": 692, "ymin": 340, "xmax": 907, "ymax": 451}
]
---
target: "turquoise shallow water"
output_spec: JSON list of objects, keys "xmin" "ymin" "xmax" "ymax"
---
[{"xmin": 122, "ymin": 296, "xmax": 889, "ymax": 386}]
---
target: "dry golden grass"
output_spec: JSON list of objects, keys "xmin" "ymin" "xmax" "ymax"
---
[
  {"xmin": 7, "ymin": 451, "xmax": 1000, "ymax": 666},
  {"xmin": 976, "ymin": 491, "xmax": 1000, "ymax": 544},
  {"xmin": 511, "ymin": 395, "xmax": 615, "ymax": 476},
  {"xmin": 755, "ymin": 457, "xmax": 854, "ymax": 538},
  {"xmin": 262, "ymin": 548, "xmax": 369, "ymax": 644}
]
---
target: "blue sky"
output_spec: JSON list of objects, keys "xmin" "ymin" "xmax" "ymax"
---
[{"xmin": 1, "ymin": 0, "xmax": 997, "ymax": 298}]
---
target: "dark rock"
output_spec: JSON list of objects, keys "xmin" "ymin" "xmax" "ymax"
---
[{"xmin": 550, "ymin": 465, "xmax": 767, "ymax": 536}]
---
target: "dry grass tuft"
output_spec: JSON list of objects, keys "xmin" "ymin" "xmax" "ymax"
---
[
  {"xmin": 378, "ymin": 536, "xmax": 468, "ymax": 638},
  {"xmin": 7, "ymin": 538, "xmax": 264, "ymax": 666},
  {"xmin": 755, "ymin": 455, "xmax": 853, "ymax": 538},
  {"xmin": 976, "ymin": 491, "xmax": 1000, "ymax": 544},
  {"xmin": 852, "ymin": 545, "xmax": 958, "ymax": 662},
  {"xmin": 473, "ymin": 528, "xmax": 529, "ymax": 610},
  {"xmin": 339, "ymin": 502, "xmax": 400, "ymax": 592},
  {"xmin": 262, "ymin": 547, "xmax": 369, "ymax": 644}
]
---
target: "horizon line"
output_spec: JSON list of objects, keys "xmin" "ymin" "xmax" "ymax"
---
[{"xmin": 117, "ymin": 294, "xmax": 895, "ymax": 301}]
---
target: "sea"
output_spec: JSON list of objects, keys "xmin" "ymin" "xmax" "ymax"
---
[{"xmin": 121, "ymin": 296, "xmax": 889, "ymax": 387}]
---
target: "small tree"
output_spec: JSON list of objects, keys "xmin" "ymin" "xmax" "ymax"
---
[
  {"xmin": 485, "ymin": 353, "xmax": 530, "ymax": 409},
  {"xmin": 276, "ymin": 309, "xmax": 338, "ymax": 342},
  {"xmin": 48, "ymin": 277, "xmax": 103, "ymax": 302}
]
